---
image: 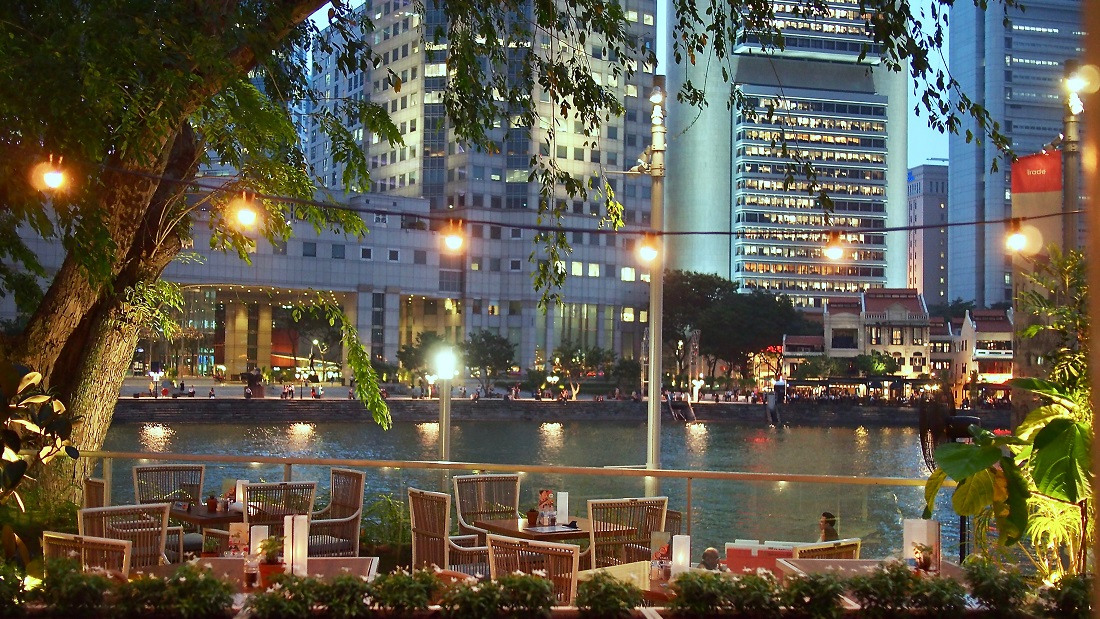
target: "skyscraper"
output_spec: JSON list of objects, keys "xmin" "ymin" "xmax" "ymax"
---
[
  {"xmin": 665, "ymin": 0, "xmax": 908, "ymax": 308},
  {"xmin": 947, "ymin": 0, "xmax": 1083, "ymax": 306},
  {"xmin": 306, "ymin": 0, "xmax": 661, "ymax": 367},
  {"xmin": 907, "ymin": 163, "xmax": 949, "ymax": 303}
]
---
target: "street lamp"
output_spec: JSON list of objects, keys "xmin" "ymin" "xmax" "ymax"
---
[
  {"xmin": 547, "ymin": 374, "xmax": 560, "ymax": 398},
  {"xmin": 435, "ymin": 348, "xmax": 457, "ymax": 461},
  {"xmin": 645, "ymin": 76, "xmax": 666, "ymax": 472},
  {"xmin": 1063, "ymin": 59, "xmax": 1088, "ymax": 250}
]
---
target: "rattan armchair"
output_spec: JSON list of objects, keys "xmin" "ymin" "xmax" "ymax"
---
[
  {"xmin": 452, "ymin": 473, "xmax": 520, "ymax": 540},
  {"xmin": 133, "ymin": 464, "xmax": 205, "ymax": 504},
  {"xmin": 664, "ymin": 509, "xmax": 683, "ymax": 536},
  {"xmin": 204, "ymin": 481, "xmax": 317, "ymax": 550},
  {"xmin": 133, "ymin": 464, "xmax": 205, "ymax": 558},
  {"xmin": 82, "ymin": 478, "xmax": 107, "ymax": 509},
  {"xmin": 42, "ymin": 531, "xmax": 132, "ymax": 579},
  {"xmin": 586, "ymin": 496, "xmax": 668, "ymax": 569},
  {"xmin": 791, "ymin": 538, "xmax": 862, "ymax": 559},
  {"xmin": 78, "ymin": 503, "xmax": 173, "ymax": 569},
  {"xmin": 408, "ymin": 488, "xmax": 489, "ymax": 576},
  {"xmin": 309, "ymin": 468, "xmax": 366, "ymax": 557},
  {"xmin": 487, "ymin": 534, "xmax": 580, "ymax": 605}
]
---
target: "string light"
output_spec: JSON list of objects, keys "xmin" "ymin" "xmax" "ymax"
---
[
  {"xmin": 638, "ymin": 233, "xmax": 658, "ymax": 262},
  {"xmin": 1005, "ymin": 218, "xmax": 1027, "ymax": 252},
  {"xmin": 443, "ymin": 220, "xmax": 464, "ymax": 251},
  {"xmin": 823, "ymin": 231, "xmax": 844, "ymax": 260}
]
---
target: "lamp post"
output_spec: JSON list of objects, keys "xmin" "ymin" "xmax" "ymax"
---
[
  {"xmin": 435, "ymin": 348, "xmax": 457, "ymax": 461},
  {"xmin": 1063, "ymin": 59, "xmax": 1085, "ymax": 251},
  {"xmin": 646, "ymin": 76, "xmax": 666, "ymax": 472},
  {"xmin": 547, "ymin": 374, "xmax": 560, "ymax": 399}
]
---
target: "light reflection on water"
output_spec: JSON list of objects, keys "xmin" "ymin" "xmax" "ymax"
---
[{"xmin": 103, "ymin": 421, "xmax": 956, "ymax": 559}]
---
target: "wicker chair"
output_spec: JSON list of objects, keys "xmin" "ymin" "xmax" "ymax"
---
[
  {"xmin": 408, "ymin": 488, "xmax": 488, "ymax": 576},
  {"xmin": 487, "ymin": 534, "xmax": 580, "ymax": 605},
  {"xmin": 133, "ymin": 464, "xmax": 205, "ymax": 559},
  {"xmin": 664, "ymin": 509, "xmax": 683, "ymax": 536},
  {"xmin": 586, "ymin": 496, "xmax": 668, "ymax": 569},
  {"xmin": 309, "ymin": 468, "xmax": 366, "ymax": 557},
  {"xmin": 791, "ymin": 538, "xmax": 862, "ymax": 559},
  {"xmin": 82, "ymin": 478, "xmax": 107, "ymax": 509},
  {"xmin": 204, "ymin": 481, "xmax": 317, "ymax": 550},
  {"xmin": 452, "ymin": 473, "xmax": 520, "ymax": 540},
  {"xmin": 78, "ymin": 503, "xmax": 173, "ymax": 569},
  {"xmin": 42, "ymin": 531, "xmax": 132, "ymax": 579},
  {"xmin": 133, "ymin": 464, "xmax": 205, "ymax": 504}
]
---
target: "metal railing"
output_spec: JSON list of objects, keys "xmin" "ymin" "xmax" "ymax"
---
[{"xmin": 83, "ymin": 450, "xmax": 960, "ymax": 559}]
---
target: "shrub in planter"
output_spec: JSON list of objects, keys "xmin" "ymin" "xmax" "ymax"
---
[
  {"xmin": 0, "ymin": 561, "xmax": 25, "ymax": 619},
  {"xmin": 669, "ymin": 570, "xmax": 735, "ymax": 617},
  {"xmin": 1035, "ymin": 573, "xmax": 1091, "ymax": 619},
  {"xmin": 496, "ymin": 572, "xmax": 554, "ymax": 618},
  {"xmin": 117, "ymin": 563, "xmax": 234, "ymax": 619},
  {"xmin": 847, "ymin": 559, "xmax": 917, "ymax": 619},
  {"xmin": 780, "ymin": 572, "xmax": 844, "ymax": 619},
  {"xmin": 907, "ymin": 574, "xmax": 967, "ymax": 619},
  {"xmin": 439, "ymin": 578, "xmax": 504, "ymax": 619},
  {"xmin": 34, "ymin": 557, "xmax": 111, "ymax": 618},
  {"xmin": 576, "ymin": 570, "xmax": 643, "ymax": 619},
  {"xmin": 368, "ymin": 568, "xmax": 440, "ymax": 615},
  {"xmin": 323, "ymin": 573, "xmax": 375, "ymax": 619},
  {"xmin": 964, "ymin": 555, "xmax": 1031, "ymax": 617},
  {"xmin": 246, "ymin": 574, "xmax": 324, "ymax": 619},
  {"xmin": 727, "ymin": 571, "xmax": 781, "ymax": 619}
]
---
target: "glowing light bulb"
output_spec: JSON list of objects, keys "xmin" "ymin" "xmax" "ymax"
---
[
  {"xmin": 638, "ymin": 244, "xmax": 658, "ymax": 263},
  {"xmin": 1006, "ymin": 230, "xmax": 1027, "ymax": 252},
  {"xmin": 444, "ymin": 232, "xmax": 463, "ymax": 251},
  {"xmin": 42, "ymin": 169, "xmax": 64, "ymax": 189},
  {"xmin": 237, "ymin": 205, "xmax": 257, "ymax": 227}
]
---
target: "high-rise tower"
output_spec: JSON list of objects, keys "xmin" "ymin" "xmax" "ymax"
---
[
  {"xmin": 947, "ymin": 0, "xmax": 1083, "ymax": 306},
  {"xmin": 665, "ymin": 0, "xmax": 908, "ymax": 308}
]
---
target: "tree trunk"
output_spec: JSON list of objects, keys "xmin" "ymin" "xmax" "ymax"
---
[{"xmin": 30, "ymin": 127, "xmax": 197, "ymax": 504}]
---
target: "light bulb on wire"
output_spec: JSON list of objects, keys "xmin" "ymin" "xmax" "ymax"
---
[{"xmin": 823, "ymin": 231, "xmax": 844, "ymax": 261}]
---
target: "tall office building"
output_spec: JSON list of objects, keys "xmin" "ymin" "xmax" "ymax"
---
[
  {"xmin": 305, "ymin": 0, "xmax": 661, "ymax": 367},
  {"xmin": 907, "ymin": 163, "xmax": 949, "ymax": 303},
  {"xmin": 947, "ymin": 0, "xmax": 1083, "ymax": 306},
  {"xmin": 665, "ymin": 0, "xmax": 908, "ymax": 308}
]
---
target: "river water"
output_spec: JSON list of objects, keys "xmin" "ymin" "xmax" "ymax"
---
[{"xmin": 102, "ymin": 420, "xmax": 958, "ymax": 559}]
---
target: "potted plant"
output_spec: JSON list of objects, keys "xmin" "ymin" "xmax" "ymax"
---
[
  {"xmin": 358, "ymin": 494, "xmax": 412, "ymax": 573},
  {"xmin": 257, "ymin": 535, "xmax": 284, "ymax": 589},
  {"xmin": 201, "ymin": 535, "xmax": 222, "ymax": 558}
]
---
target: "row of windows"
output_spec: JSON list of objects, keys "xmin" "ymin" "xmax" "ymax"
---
[
  {"xmin": 740, "ymin": 179, "xmax": 885, "ymax": 196},
  {"xmin": 740, "ymin": 163, "xmax": 886, "ymax": 181},
  {"xmin": 753, "ymin": 114, "xmax": 886, "ymax": 133},
  {"xmin": 739, "ymin": 263, "xmax": 885, "ymax": 277},
  {"xmin": 736, "ymin": 212, "xmax": 885, "ymax": 228},
  {"xmin": 866, "ymin": 327, "xmax": 925, "ymax": 346},
  {"xmin": 737, "ymin": 244, "xmax": 884, "ymax": 262},
  {"xmin": 739, "ymin": 145, "xmax": 885, "ymax": 164},
  {"xmin": 740, "ymin": 129, "xmax": 885, "ymax": 149},
  {"xmin": 741, "ymin": 195, "xmax": 885, "ymax": 214},
  {"xmin": 741, "ymin": 279, "xmax": 873, "ymax": 293}
]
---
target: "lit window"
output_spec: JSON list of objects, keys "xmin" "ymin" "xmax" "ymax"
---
[
  {"xmin": 622, "ymin": 308, "xmax": 635, "ymax": 322},
  {"xmin": 588, "ymin": 263, "xmax": 600, "ymax": 277},
  {"xmin": 625, "ymin": 84, "xmax": 638, "ymax": 97},
  {"xmin": 620, "ymin": 267, "xmax": 636, "ymax": 282},
  {"xmin": 641, "ymin": 272, "xmax": 651, "ymax": 283},
  {"xmin": 643, "ymin": 13, "xmax": 654, "ymax": 25},
  {"xmin": 626, "ymin": 10, "xmax": 638, "ymax": 21},
  {"xmin": 571, "ymin": 261, "xmax": 583, "ymax": 276}
]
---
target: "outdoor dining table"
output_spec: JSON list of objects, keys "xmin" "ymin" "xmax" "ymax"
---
[
  {"xmin": 472, "ymin": 517, "xmax": 593, "ymax": 542},
  {"xmin": 136, "ymin": 556, "xmax": 378, "ymax": 590},
  {"xmin": 168, "ymin": 502, "xmax": 244, "ymax": 530},
  {"xmin": 577, "ymin": 560, "xmax": 676, "ymax": 604}
]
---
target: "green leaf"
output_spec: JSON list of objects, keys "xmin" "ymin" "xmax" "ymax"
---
[
  {"xmin": 935, "ymin": 442, "xmax": 1002, "ymax": 480},
  {"xmin": 1030, "ymin": 418, "xmax": 1091, "ymax": 504},
  {"xmin": 952, "ymin": 470, "xmax": 996, "ymax": 516},
  {"xmin": 1008, "ymin": 377, "xmax": 1078, "ymax": 411},
  {"xmin": 1, "ymin": 460, "xmax": 27, "ymax": 492},
  {"xmin": 922, "ymin": 468, "xmax": 947, "ymax": 519},
  {"xmin": 995, "ymin": 456, "xmax": 1030, "ymax": 546},
  {"xmin": 1015, "ymin": 405, "xmax": 1069, "ymax": 442}
]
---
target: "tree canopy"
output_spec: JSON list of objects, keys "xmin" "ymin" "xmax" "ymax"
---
[
  {"xmin": 0, "ymin": 0, "xmax": 1013, "ymax": 499},
  {"xmin": 462, "ymin": 330, "xmax": 517, "ymax": 392}
]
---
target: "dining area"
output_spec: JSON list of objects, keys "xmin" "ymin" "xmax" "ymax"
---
[
  {"xmin": 46, "ymin": 463, "xmax": 374, "ymax": 584},
  {"xmin": 27, "ymin": 465, "xmax": 1081, "ymax": 618}
]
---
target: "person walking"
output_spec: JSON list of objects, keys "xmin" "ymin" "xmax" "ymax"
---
[{"xmin": 208, "ymin": 387, "xmax": 215, "ymax": 398}]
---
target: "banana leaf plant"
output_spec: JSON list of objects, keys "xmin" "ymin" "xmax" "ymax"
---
[{"xmin": 923, "ymin": 376, "xmax": 1091, "ymax": 574}]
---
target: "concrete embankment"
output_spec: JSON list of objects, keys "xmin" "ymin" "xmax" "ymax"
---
[{"xmin": 111, "ymin": 397, "xmax": 1012, "ymax": 429}]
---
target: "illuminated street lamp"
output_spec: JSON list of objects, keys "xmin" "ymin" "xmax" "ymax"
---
[
  {"xmin": 645, "ymin": 76, "xmax": 666, "ymax": 472},
  {"xmin": 435, "ymin": 347, "xmax": 457, "ymax": 461}
]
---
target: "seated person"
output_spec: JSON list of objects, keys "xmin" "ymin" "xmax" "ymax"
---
[
  {"xmin": 819, "ymin": 511, "xmax": 839, "ymax": 542},
  {"xmin": 696, "ymin": 547, "xmax": 728, "ymax": 571}
]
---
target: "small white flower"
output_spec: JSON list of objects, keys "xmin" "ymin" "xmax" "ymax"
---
[
  {"xmin": 179, "ymin": 577, "xmax": 187, "ymax": 583},
  {"xmin": 203, "ymin": 562, "xmax": 213, "ymax": 569},
  {"xmin": 532, "ymin": 569, "xmax": 547, "ymax": 577},
  {"xmin": 512, "ymin": 570, "xmax": 525, "ymax": 576}
]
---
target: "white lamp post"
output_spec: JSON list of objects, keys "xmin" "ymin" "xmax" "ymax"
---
[
  {"xmin": 435, "ymin": 348, "xmax": 457, "ymax": 461},
  {"xmin": 646, "ymin": 76, "xmax": 666, "ymax": 472}
]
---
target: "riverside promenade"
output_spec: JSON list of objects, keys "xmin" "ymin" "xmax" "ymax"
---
[{"xmin": 112, "ymin": 379, "xmax": 1012, "ymax": 429}]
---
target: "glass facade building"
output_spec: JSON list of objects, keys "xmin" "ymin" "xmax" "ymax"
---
[{"xmin": 665, "ymin": 0, "xmax": 908, "ymax": 308}]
